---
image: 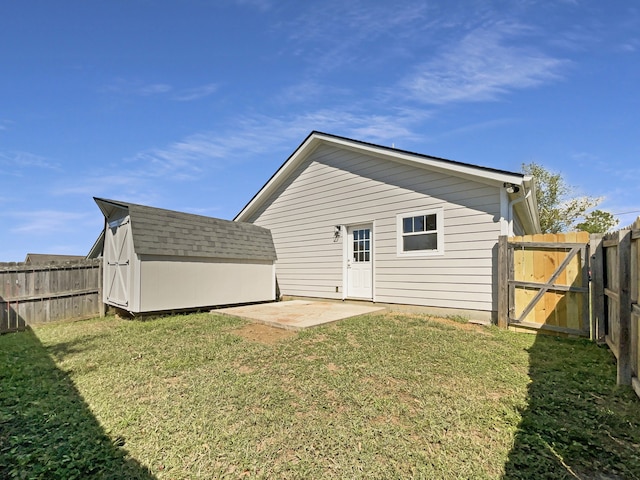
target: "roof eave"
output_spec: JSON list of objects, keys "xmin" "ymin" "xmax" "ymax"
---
[{"xmin": 94, "ymin": 197, "xmax": 130, "ymax": 219}]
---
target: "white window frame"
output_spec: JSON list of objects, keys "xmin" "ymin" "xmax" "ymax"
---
[{"xmin": 396, "ymin": 208, "xmax": 444, "ymax": 257}]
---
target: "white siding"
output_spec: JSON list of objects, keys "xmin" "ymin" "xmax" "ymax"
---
[
  {"xmin": 248, "ymin": 145, "xmax": 502, "ymax": 313},
  {"xmin": 137, "ymin": 257, "xmax": 275, "ymax": 313}
]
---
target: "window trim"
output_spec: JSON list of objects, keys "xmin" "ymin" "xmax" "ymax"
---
[{"xmin": 396, "ymin": 208, "xmax": 444, "ymax": 257}]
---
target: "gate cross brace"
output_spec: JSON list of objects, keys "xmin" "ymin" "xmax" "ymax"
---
[{"xmin": 510, "ymin": 245, "xmax": 583, "ymax": 324}]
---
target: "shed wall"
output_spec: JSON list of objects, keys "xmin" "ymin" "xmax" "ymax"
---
[
  {"xmin": 137, "ymin": 256, "xmax": 275, "ymax": 312},
  {"xmin": 247, "ymin": 144, "xmax": 502, "ymax": 313}
]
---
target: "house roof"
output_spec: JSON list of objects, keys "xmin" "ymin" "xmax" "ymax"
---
[
  {"xmin": 234, "ymin": 131, "xmax": 540, "ymax": 233},
  {"xmin": 94, "ymin": 198, "xmax": 277, "ymax": 261},
  {"xmin": 24, "ymin": 253, "xmax": 85, "ymax": 264}
]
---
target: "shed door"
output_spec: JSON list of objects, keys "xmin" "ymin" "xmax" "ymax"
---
[
  {"xmin": 346, "ymin": 225, "xmax": 373, "ymax": 299},
  {"xmin": 104, "ymin": 216, "xmax": 131, "ymax": 307}
]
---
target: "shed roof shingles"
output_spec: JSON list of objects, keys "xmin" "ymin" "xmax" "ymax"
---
[{"xmin": 95, "ymin": 199, "xmax": 277, "ymax": 261}]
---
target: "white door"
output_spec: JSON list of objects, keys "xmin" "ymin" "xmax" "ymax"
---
[
  {"xmin": 346, "ymin": 225, "xmax": 373, "ymax": 299},
  {"xmin": 104, "ymin": 216, "xmax": 131, "ymax": 308}
]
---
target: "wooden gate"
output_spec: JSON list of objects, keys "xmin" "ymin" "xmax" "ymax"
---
[{"xmin": 498, "ymin": 232, "xmax": 590, "ymax": 336}]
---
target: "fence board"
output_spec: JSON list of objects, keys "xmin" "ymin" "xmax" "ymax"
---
[
  {"xmin": 617, "ymin": 230, "xmax": 631, "ymax": 384},
  {"xmin": 500, "ymin": 231, "xmax": 590, "ymax": 336},
  {"xmin": 631, "ymin": 219, "xmax": 640, "ymax": 396},
  {"xmin": 601, "ymin": 218, "xmax": 640, "ymax": 392},
  {"xmin": 0, "ymin": 260, "xmax": 102, "ymax": 333}
]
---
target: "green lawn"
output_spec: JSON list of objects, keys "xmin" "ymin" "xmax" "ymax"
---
[{"xmin": 1, "ymin": 312, "xmax": 639, "ymax": 479}]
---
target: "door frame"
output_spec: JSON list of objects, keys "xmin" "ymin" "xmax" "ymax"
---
[{"xmin": 342, "ymin": 222, "xmax": 375, "ymax": 301}]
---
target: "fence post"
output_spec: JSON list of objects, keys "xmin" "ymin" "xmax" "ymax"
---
[
  {"xmin": 497, "ymin": 235, "xmax": 509, "ymax": 329},
  {"xmin": 631, "ymin": 225, "xmax": 639, "ymax": 394},
  {"xmin": 590, "ymin": 234, "xmax": 605, "ymax": 342},
  {"xmin": 617, "ymin": 230, "xmax": 632, "ymax": 385},
  {"xmin": 98, "ymin": 259, "xmax": 105, "ymax": 318}
]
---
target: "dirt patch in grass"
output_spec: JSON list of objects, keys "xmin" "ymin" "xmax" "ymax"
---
[
  {"xmin": 231, "ymin": 322, "xmax": 297, "ymax": 344},
  {"xmin": 422, "ymin": 314, "xmax": 492, "ymax": 333},
  {"xmin": 382, "ymin": 311, "xmax": 491, "ymax": 334}
]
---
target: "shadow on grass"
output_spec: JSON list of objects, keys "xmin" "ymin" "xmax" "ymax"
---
[
  {"xmin": 503, "ymin": 332, "xmax": 640, "ymax": 479},
  {"xmin": 0, "ymin": 327, "xmax": 155, "ymax": 479}
]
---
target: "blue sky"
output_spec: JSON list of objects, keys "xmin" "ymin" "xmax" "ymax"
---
[{"xmin": 1, "ymin": 0, "xmax": 639, "ymax": 261}]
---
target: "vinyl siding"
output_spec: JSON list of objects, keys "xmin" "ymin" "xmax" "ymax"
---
[
  {"xmin": 248, "ymin": 144, "xmax": 502, "ymax": 312},
  {"xmin": 138, "ymin": 257, "xmax": 275, "ymax": 312}
]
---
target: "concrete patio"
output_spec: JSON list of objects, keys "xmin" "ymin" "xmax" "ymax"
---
[{"xmin": 215, "ymin": 299, "xmax": 386, "ymax": 330}]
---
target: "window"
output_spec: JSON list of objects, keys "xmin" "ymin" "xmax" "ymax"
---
[
  {"xmin": 352, "ymin": 228, "xmax": 371, "ymax": 262},
  {"xmin": 397, "ymin": 209, "xmax": 444, "ymax": 256}
]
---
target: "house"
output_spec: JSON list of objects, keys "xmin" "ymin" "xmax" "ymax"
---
[
  {"xmin": 24, "ymin": 253, "xmax": 85, "ymax": 264},
  {"xmin": 235, "ymin": 131, "xmax": 540, "ymax": 323},
  {"xmin": 94, "ymin": 198, "xmax": 277, "ymax": 315}
]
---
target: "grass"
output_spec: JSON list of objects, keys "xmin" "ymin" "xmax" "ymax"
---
[{"xmin": 1, "ymin": 312, "xmax": 639, "ymax": 479}]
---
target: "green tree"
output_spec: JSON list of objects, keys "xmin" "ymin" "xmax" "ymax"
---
[
  {"xmin": 575, "ymin": 209, "xmax": 619, "ymax": 234},
  {"xmin": 522, "ymin": 162, "xmax": 617, "ymax": 233}
]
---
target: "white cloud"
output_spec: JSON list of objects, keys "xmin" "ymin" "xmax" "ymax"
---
[
  {"xmin": 138, "ymin": 83, "xmax": 172, "ymax": 95},
  {"xmin": 102, "ymin": 79, "xmax": 172, "ymax": 96},
  {"xmin": 286, "ymin": 1, "xmax": 433, "ymax": 73},
  {"xmin": 617, "ymin": 39, "xmax": 640, "ymax": 53},
  {"xmin": 0, "ymin": 151, "xmax": 60, "ymax": 172},
  {"xmin": 50, "ymin": 102, "xmax": 428, "ymax": 211},
  {"xmin": 428, "ymin": 118, "xmax": 520, "ymax": 143},
  {"xmin": 400, "ymin": 24, "xmax": 567, "ymax": 105},
  {"xmin": 572, "ymin": 153, "xmax": 640, "ymax": 181},
  {"xmin": 229, "ymin": 108, "xmax": 427, "ymax": 147},
  {"xmin": 130, "ymin": 134, "xmax": 230, "ymax": 177},
  {"xmin": 9, "ymin": 210, "xmax": 92, "ymax": 234},
  {"xmin": 174, "ymin": 83, "xmax": 219, "ymax": 101},
  {"xmin": 275, "ymin": 81, "xmax": 345, "ymax": 104},
  {"xmin": 88, "ymin": 106, "xmax": 428, "ymax": 187},
  {"xmin": 290, "ymin": 1, "xmax": 431, "ymax": 44},
  {"xmin": 52, "ymin": 174, "xmax": 142, "ymax": 197},
  {"xmin": 104, "ymin": 80, "xmax": 219, "ymax": 101}
]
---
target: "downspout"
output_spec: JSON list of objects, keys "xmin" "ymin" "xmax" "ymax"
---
[{"xmin": 508, "ymin": 190, "xmax": 531, "ymax": 236}]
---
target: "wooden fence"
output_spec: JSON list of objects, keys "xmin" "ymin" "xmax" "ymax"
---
[
  {"xmin": 498, "ymin": 232, "xmax": 591, "ymax": 337},
  {"xmin": 595, "ymin": 218, "xmax": 640, "ymax": 395},
  {"xmin": 0, "ymin": 260, "xmax": 103, "ymax": 334},
  {"xmin": 498, "ymin": 218, "xmax": 640, "ymax": 397}
]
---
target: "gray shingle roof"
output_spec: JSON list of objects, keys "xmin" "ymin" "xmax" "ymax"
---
[
  {"xmin": 94, "ymin": 198, "xmax": 277, "ymax": 261},
  {"xmin": 25, "ymin": 253, "xmax": 85, "ymax": 264}
]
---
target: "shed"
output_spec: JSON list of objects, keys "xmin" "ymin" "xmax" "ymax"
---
[
  {"xmin": 95, "ymin": 197, "xmax": 277, "ymax": 314},
  {"xmin": 235, "ymin": 131, "xmax": 540, "ymax": 323}
]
